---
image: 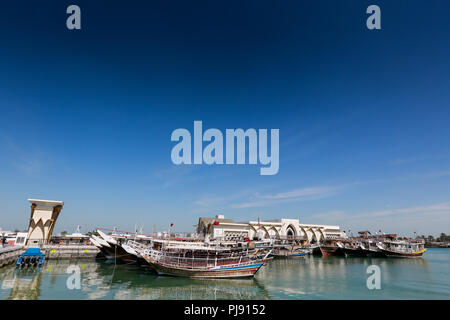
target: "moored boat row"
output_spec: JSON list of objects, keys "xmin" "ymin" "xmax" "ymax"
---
[
  {"xmin": 319, "ymin": 234, "xmax": 427, "ymax": 258},
  {"xmin": 88, "ymin": 228, "xmax": 427, "ymax": 279},
  {"xmin": 90, "ymin": 230, "xmax": 273, "ymax": 278}
]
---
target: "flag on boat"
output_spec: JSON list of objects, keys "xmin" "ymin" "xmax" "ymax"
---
[{"xmin": 170, "ymin": 223, "xmax": 174, "ymax": 227}]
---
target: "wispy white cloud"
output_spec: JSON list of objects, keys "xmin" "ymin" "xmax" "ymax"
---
[
  {"xmin": 1, "ymin": 134, "xmax": 46, "ymax": 178},
  {"xmin": 418, "ymin": 170, "xmax": 450, "ymax": 179},
  {"xmin": 193, "ymin": 189, "xmax": 256, "ymax": 213},
  {"xmin": 154, "ymin": 165, "xmax": 199, "ymax": 188},
  {"xmin": 13, "ymin": 157, "xmax": 44, "ymax": 177},
  {"xmin": 307, "ymin": 203, "xmax": 450, "ymax": 236},
  {"xmin": 389, "ymin": 154, "xmax": 450, "ymax": 167},
  {"xmin": 258, "ymin": 186, "xmax": 339, "ymax": 200},
  {"xmin": 230, "ymin": 185, "xmax": 343, "ymax": 209},
  {"xmin": 389, "ymin": 157, "xmax": 419, "ymax": 166}
]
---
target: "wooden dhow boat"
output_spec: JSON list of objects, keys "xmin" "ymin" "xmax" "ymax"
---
[
  {"xmin": 140, "ymin": 241, "xmax": 272, "ymax": 278},
  {"xmin": 121, "ymin": 239, "xmax": 153, "ymax": 266},
  {"xmin": 319, "ymin": 238, "xmax": 345, "ymax": 257},
  {"xmin": 270, "ymin": 245, "xmax": 310, "ymax": 258},
  {"xmin": 376, "ymin": 239, "xmax": 426, "ymax": 258},
  {"xmin": 96, "ymin": 229, "xmax": 153, "ymax": 264},
  {"xmin": 360, "ymin": 240, "xmax": 386, "ymax": 257},
  {"xmin": 91, "ymin": 234, "xmax": 115, "ymax": 259},
  {"xmin": 337, "ymin": 241, "xmax": 366, "ymax": 257},
  {"xmin": 319, "ymin": 245, "xmax": 341, "ymax": 257}
]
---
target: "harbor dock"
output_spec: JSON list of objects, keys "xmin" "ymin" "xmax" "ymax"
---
[
  {"xmin": 0, "ymin": 199, "xmax": 433, "ymax": 272},
  {"xmin": 0, "ymin": 245, "xmax": 101, "ymax": 268},
  {"xmin": 43, "ymin": 245, "xmax": 99, "ymax": 259},
  {"xmin": 0, "ymin": 246, "xmax": 23, "ymax": 267}
]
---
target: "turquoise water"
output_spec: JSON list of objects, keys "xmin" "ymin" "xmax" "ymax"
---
[{"xmin": 1, "ymin": 248, "xmax": 449, "ymax": 300}]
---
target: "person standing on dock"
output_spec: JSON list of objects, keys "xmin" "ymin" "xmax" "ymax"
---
[{"xmin": 1, "ymin": 235, "xmax": 5, "ymax": 247}]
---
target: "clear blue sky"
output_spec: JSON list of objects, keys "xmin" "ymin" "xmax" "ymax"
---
[{"xmin": 0, "ymin": 1, "xmax": 449, "ymax": 236}]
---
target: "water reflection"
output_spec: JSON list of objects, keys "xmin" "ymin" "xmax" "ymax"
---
[
  {"xmin": 0, "ymin": 267, "xmax": 43, "ymax": 300},
  {"xmin": 0, "ymin": 259, "xmax": 269, "ymax": 300},
  {"xmin": 257, "ymin": 255, "xmax": 434, "ymax": 299},
  {"xmin": 97, "ymin": 263, "xmax": 270, "ymax": 300}
]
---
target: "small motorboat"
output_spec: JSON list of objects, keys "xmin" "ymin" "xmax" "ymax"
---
[{"xmin": 16, "ymin": 248, "xmax": 45, "ymax": 268}]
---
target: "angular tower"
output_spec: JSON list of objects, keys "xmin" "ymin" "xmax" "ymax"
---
[{"xmin": 26, "ymin": 199, "xmax": 64, "ymax": 247}]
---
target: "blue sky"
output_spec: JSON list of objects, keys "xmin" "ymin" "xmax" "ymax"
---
[{"xmin": 0, "ymin": 1, "xmax": 449, "ymax": 236}]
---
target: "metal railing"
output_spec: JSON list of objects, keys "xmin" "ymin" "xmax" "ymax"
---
[
  {"xmin": 153, "ymin": 252, "xmax": 267, "ymax": 270},
  {"xmin": 136, "ymin": 244, "xmax": 269, "ymax": 269},
  {"xmin": 27, "ymin": 238, "xmax": 95, "ymax": 247}
]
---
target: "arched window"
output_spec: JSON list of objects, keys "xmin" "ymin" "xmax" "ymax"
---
[
  {"xmin": 285, "ymin": 224, "xmax": 297, "ymax": 238},
  {"xmin": 287, "ymin": 228, "xmax": 294, "ymax": 238}
]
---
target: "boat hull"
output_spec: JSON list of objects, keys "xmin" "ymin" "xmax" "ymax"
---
[
  {"xmin": 99, "ymin": 243, "xmax": 144, "ymax": 264},
  {"xmin": 362, "ymin": 249, "xmax": 386, "ymax": 257},
  {"xmin": 320, "ymin": 246, "xmax": 343, "ymax": 257},
  {"xmin": 380, "ymin": 248, "xmax": 426, "ymax": 258},
  {"xmin": 98, "ymin": 246, "xmax": 115, "ymax": 260},
  {"xmin": 270, "ymin": 251, "xmax": 309, "ymax": 258},
  {"xmin": 112, "ymin": 244, "xmax": 144, "ymax": 264},
  {"xmin": 311, "ymin": 246, "xmax": 322, "ymax": 255},
  {"xmin": 144, "ymin": 257, "xmax": 271, "ymax": 278},
  {"xmin": 342, "ymin": 247, "xmax": 366, "ymax": 257}
]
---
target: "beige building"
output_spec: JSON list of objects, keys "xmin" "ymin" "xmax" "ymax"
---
[
  {"xmin": 197, "ymin": 215, "xmax": 345, "ymax": 243},
  {"xmin": 26, "ymin": 199, "xmax": 64, "ymax": 246}
]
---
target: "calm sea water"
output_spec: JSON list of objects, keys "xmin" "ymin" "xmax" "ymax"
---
[{"xmin": 1, "ymin": 248, "xmax": 449, "ymax": 300}]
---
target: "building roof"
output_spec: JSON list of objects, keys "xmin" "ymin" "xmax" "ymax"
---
[
  {"xmin": 198, "ymin": 217, "xmax": 234, "ymax": 224},
  {"xmin": 197, "ymin": 217, "xmax": 236, "ymax": 233},
  {"xmin": 28, "ymin": 199, "xmax": 64, "ymax": 210}
]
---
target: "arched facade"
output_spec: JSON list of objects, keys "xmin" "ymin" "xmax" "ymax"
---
[
  {"xmin": 286, "ymin": 225, "xmax": 296, "ymax": 238},
  {"xmin": 267, "ymin": 226, "xmax": 279, "ymax": 238},
  {"xmin": 199, "ymin": 215, "xmax": 345, "ymax": 242}
]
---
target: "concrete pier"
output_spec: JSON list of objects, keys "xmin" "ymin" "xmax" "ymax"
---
[
  {"xmin": 0, "ymin": 246, "xmax": 24, "ymax": 267},
  {"xmin": 42, "ymin": 245, "xmax": 100, "ymax": 259},
  {"xmin": 0, "ymin": 245, "xmax": 101, "ymax": 268}
]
